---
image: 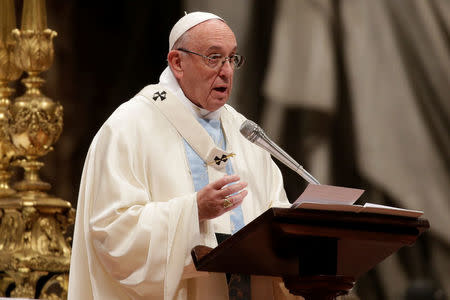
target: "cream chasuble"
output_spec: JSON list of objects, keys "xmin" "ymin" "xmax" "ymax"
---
[{"xmin": 68, "ymin": 71, "xmax": 291, "ymax": 300}]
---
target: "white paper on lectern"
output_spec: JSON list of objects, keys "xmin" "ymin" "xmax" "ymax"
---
[
  {"xmin": 292, "ymin": 202, "xmax": 424, "ymax": 218},
  {"xmin": 362, "ymin": 203, "xmax": 424, "ymax": 218},
  {"xmin": 290, "ymin": 184, "xmax": 424, "ymax": 218},
  {"xmin": 291, "ymin": 184, "xmax": 365, "ymax": 208}
]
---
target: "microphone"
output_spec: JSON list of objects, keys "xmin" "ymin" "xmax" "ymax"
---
[{"xmin": 240, "ymin": 120, "xmax": 320, "ymax": 184}]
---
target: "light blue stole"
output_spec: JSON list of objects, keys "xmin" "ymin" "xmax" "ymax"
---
[
  {"xmin": 183, "ymin": 117, "xmax": 244, "ymax": 234},
  {"xmin": 183, "ymin": 118, "xmax": 251, "ymax": 300}
]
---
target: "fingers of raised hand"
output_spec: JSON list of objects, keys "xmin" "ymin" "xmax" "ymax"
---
[
  {"xmin": 222, "ymin": 189, "xmax": 248, "ymax": 210},
  {"xmin": 219, "ymin": 181, "xmax": 248, "ymax": 199},
  {"xmin": 211, "ymin": 175, "xmax": 240, "ymax": 190},
  {"xmin": 197, "ymin": 176, "xmax": 249, "ymax": 221}
]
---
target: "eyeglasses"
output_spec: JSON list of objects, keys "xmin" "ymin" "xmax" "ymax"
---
[{"xmin": 177, "ymin": 48, "xmax": 245, "ymax": 70}]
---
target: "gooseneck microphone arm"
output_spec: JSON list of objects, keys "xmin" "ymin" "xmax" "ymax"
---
[{"xmin": 240, "ymin": 120, "xmax": 320, "ymax": 185}]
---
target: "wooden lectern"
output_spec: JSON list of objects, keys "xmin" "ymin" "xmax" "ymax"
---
[{"xmin": 191, "ymin": 208, "xmax": 429, "ymax": 300}]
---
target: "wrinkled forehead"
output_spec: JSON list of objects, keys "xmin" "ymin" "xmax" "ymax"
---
[{"xmin": 185, "ymin": 20, "xmax": 237, "ymax": 50}]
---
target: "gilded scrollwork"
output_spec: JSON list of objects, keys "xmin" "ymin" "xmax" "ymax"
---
[
  {"xmin": 11, "ymin": 29, "xmax": 57, "ymax": 74},
  {"xmin": 0, "ymin": 271, "xmax": 14, "ymax": 296},
  {"xmin": 0, "ymin": 39, "xmax": 22, "ymax": 83},
  {"xmin": 9, "ymin": 98, "xmax": 63, "ymax": 157},
  {"xmin": 0, "ymin": 206, "xmax": 73, "ymax": 297},
  {"xmin": 40, "ymin": 273, "xmax": 68, "ymax": 300},
  {"xmin": 0, "ymin": 20, "xmax": 23, "ymax": 198},
  {"xmin": 0, "ymin": 209, "xmax": 24, "ymax": 252},
  {"xmin": 6, "ymin": 269, "xmax": 48, "ymax": 299},
  {"xmin": 33, "ymin": 216, "xmax": 70, "ymax": 257},
  {"xmin": 10, "ymin": 280, "xmax": 35, "ymax": 299},
  {"xmin": 0, "ymin": 2, "xmax": 73, "ymax": 299},
  {"xmin": 6, "ymin": 27, "xmax": 64, "ymax": 193}
]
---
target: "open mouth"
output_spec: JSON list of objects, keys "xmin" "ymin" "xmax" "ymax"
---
[{"xmin": 213, "ymin": 87, "xmax": 227, "ymax": 93}]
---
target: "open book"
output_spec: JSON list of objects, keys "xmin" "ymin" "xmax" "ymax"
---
[{"xmin": 292, "ymin": 184, "xmax": 423, "ymax": 218}]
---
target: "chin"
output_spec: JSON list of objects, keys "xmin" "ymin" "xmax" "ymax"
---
[
  {"xmin": 207, "ymin": 101, "xmax": 227, "ymax": 111},
  {"xmin": 205, "ymin": 96, "xmax": 228, "ymax": 111}
]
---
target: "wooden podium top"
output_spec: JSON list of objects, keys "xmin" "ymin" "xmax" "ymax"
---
[{"xmin": 192, "ymin": 207, "xmax": 429, "ymax": 279}]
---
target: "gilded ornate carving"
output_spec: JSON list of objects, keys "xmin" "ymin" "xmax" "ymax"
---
[
  {"xmin": 7, "ymin": 27, "xmax": 63, "ymax": 194},
  {"xmin": 9, "ymin": 97, "xmax": 63, "ymax": 158},
  {"xmin": 11, "ymin": 29, "xmax": 56, "ymax": 74},
  {"xmin": 0, "ymin": 271, "xmax": 14, "ymax": 296},
  {"xmin": 0, "ymin": 2, "xmax": 74, "ymax": 299},
  {"xmin": 0, "ymin": 205, "xmax": 74, "ymax": 297},
  {"xmin": 0, "ymin": 17, "xmax": 23, "ymax": 197},
  {"xmin": 0, "ymin": 209, "xmax": 24, "ymax": 252},
  {"xmin": 8, "ymin": 29, "xmax": 62, "ymax": 160},
  {"xmin": 6, "ymin": 269, "xmax": 48, "ymax": 299},
  {"xmin": 0, "ymin": 40, "xmax": 22, "ymax": 82},
  {"xmin": 40, "ymin": 273, "xmax": 69, "ymax": 300}
]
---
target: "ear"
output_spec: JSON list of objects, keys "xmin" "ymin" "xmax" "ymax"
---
[{"xmin": 167, "ymin": 50, "xmax": 183, "ymax": 80}]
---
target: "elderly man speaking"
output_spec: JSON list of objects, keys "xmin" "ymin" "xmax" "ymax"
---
[{"xmin": 68, "ymin": 12, "xmax": 291, "ymax": 300}]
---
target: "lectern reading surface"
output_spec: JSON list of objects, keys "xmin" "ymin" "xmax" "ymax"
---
[{"xmin": 191, "ymin": 208, "xmax": 429, "ymax": 300}]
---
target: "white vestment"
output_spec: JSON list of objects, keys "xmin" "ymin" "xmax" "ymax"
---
[{"xmin": 68, "ymin": 79, "xmax": 292, "ymax": 299}]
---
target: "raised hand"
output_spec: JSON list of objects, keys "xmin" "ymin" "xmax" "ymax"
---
[{"xmin": 196, "ymin": 175, "xmax": 248, "ymax": 222}]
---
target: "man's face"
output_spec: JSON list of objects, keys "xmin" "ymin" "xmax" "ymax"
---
[{"xmin": 176, "ymin": 20, "xmax": 237, "ymax": 111}]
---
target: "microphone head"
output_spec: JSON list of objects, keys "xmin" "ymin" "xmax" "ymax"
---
[
  {"xmin": 240, "ymin": 119, "xmax": 320, "ymax": 184},
  {"xmin": 240, "ymin": 120, "xmax": 261, "ymax": 142}
]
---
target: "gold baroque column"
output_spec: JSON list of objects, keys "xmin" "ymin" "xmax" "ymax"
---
[
  {"xmin": 0, "ymin": 0, "xmax": 75, "ymax": 298},
  {"xmin": 10, "ymin": 0, "xmax": 61, "ymax": 196},
  {"xmin": 0, "ymin": 0, "xmax": 22, "ymax": 197}
]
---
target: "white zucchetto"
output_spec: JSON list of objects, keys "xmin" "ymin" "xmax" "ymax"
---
[{"xmin": 169, "ymin": 12, "xmax": 224, "ymax": 50}]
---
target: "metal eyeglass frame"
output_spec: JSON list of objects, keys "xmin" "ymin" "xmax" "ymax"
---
[{"xmin": 177, "ymin": 48, "xmax": 245, "ymax": 69}]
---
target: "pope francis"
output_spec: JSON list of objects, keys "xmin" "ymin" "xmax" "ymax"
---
[{"xmin": 68, "ymin": 12, "xmax": 293, "ymax": 300}]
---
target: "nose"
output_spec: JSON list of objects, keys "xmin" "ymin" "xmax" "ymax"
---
[{"xmin": 218, "ymin": 59, "xmax": 234, "ymax": 79}]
